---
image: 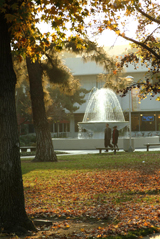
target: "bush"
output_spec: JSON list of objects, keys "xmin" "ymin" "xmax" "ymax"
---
[{"xmin": 19, "ymin": 134, "xmax": 36, "ymax": 146}]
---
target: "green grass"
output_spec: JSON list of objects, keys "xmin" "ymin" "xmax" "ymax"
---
[{"xmin": 21, "ymin": 151, "xmax": 160, "ymax": 174}]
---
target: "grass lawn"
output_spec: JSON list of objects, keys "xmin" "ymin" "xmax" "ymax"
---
[{"xmin": 16, "ymin": 152, "xmax": 160, "ymax": 238}]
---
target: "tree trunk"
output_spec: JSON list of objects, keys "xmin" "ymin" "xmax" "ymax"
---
[
  {"xmin": 0, "ymin": 13, "xmax": 36, "ymax": 234},
  {"xmin": 26, "ymin": 57, "xmax": 57, "ymax": 162}
]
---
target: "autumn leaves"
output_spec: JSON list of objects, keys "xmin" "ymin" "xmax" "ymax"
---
[{"xmin": 23, "ymin": 155, "xmax": 160, "ymax": 238}]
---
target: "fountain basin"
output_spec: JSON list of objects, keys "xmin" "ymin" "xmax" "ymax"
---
[
  {"xmin": 52, "ymin": 136, "xmax": 159, "ymax": 150},
  {"xmin": 78, "ymin": 121, "xmax": 129, "ymax": 132}
]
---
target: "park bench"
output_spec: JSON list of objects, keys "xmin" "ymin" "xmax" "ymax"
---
[
  {"xmin": 144, "ymin": 143, "xmax": 160, "ymax": 151},
  {"xmin": 96, "ymin": 147, "xmax": 118, "ymax": 155},
  {"xmin": 20, "ymin": 146, "xmax": 36, "ymax": 152}
]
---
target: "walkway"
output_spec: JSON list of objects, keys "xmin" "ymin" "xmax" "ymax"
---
[
  {"xmin": 57, "ymin": 147, "xmax": 160, "ymax": 156},
  {"xmin": 21, "ymin": 147, "xmax": 160, "ymax": 159}
]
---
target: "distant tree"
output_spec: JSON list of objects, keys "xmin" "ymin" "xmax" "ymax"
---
[
  {"xmin": 14, "ymin": 50, "xmax": 88, "ymax": 160},
  {"xmin": 16, "ymin": 80, "xmax": 32, "ymax": 134},
  {"xmin": 48, "ymin": 86, "xmax": 89, "ymax": 114},
  {"xmin": 26, "ymin": 57, "xmax": 58, "ymax": 161},
  {"xmin": 14, "ymin": 58, "xmax": 32, "ymax": 134}
]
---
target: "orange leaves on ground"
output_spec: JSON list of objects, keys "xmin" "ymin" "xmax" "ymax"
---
[
  {"xmin": 113, "ymin": 70, "xmax": 117, "ymax": 74},
  {"xmin": 24, "ymin": 169, "xmax": 160, "ymax": 237}
]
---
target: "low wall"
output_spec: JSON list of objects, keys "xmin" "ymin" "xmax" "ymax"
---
[{"xmin": 52, "ymin": 136, "xmax": 159, "ymax": 150}]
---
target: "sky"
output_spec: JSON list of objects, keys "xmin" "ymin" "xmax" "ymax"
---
[
  {"xmin": 39, "ymin": 21, "xmax": 130, "ymax": 47},
  {"xmin": 38, "ymin": 20, "xmax": 132, "ymax": 58},
  {"xmin": 95, "ymin": 30, "xmax": 130, "ymax": 47},
  {"xmin": 37, "ymin": 1, "xmax": 158, "ymax": 52}
]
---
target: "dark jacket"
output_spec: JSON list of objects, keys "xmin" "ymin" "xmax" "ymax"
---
[
  {"xmin": 104, "ymin": 127, "xmax": 111, "ymax": 141},
  {"xmin": 112, "ymin": 129, "xmax": 119, "ymax": 145}
]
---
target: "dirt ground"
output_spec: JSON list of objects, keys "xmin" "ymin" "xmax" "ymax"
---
[
  {"xmin": 1, "ymin": 218, "xmax": 160, "ymax": 239},
  {"xmin": 1, "ymin": 217, "xmax": 109, "ymax": 239}
]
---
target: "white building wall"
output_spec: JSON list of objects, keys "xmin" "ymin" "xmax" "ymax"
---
[{"xmin": 63, "ymin": 54, "xmax": 156, "ymax": 115}]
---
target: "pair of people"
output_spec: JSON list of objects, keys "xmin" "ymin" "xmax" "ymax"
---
[{"xmin": 104, "ymin": 123, "xmax": 119, "ymax": 152}]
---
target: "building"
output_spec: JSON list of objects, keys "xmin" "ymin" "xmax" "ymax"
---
[{"xmin": 49, "ymin": 49, "xmax": 160, "ymax": 138}]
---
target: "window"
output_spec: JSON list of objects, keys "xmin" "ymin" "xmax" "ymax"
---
[
  {"xmin": 55, "ymin": 123, "xmax": 58, "ymax": 133},
  {"xmin": 157, "ymin": 114, "xmax": 160, "ymax": 131},
  {"xmin": 131, "ymin": 114, "xmax": 139, "ymax": 131},
  {"xmin": 59, "ymin": 123, "xmax": 62, "ymax": 132},
  {"xmin": 49, "ymin": 123, "xmax": 53, "ymax": 132},
  {"xmin": 64, "ymin": 123, "xmax": 70, "ymax": 132},
  {"xmin": 74, "ymin": 113, "xmax": 84, "ymax": 132},
  {"xmin": 124, "ymin": 112, "xmax": 129, "ymax": 122},
  {"xmin": 140, "ymin": 114, "xmax": 155, "ymax": 131}
]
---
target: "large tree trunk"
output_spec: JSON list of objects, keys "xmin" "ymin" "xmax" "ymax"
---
[
  {"xmin": 0, "ymin": 13, "xmax": 36, "ymax": 234},
  {"xmin": 26, "ymin": 57, "xmax": 57, "ymax": 162}
]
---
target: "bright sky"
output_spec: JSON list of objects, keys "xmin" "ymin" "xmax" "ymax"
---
[
  {"xmin": 39, "ymin": 21, "xmax": 130, "ymax": 48},
  {"xmin": 92, "ymin": 29, "xmax": 130, "ymax": 47},
  {"xmin": 38, "ymin": 0, "xmax": 157, "ymax": 50}
]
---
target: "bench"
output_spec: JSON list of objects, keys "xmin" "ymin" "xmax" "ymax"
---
[
  {"xmin": 20, "ymin": 146, "xmax": 36, "ymax": 152},
  {"xmin": 96, "ymin": 147, "xmax": 118, "ymax": 155},
  {"xmin": 144, "ymin": 143, "xmax": 160, "ymax": 151}
]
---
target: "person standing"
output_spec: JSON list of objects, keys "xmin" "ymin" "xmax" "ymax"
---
[
  {"xmin": 112, "ymin": 126, "xmax": 119, "ymax": 149},
  {"xmin": 104, "ymin": 123, "xmax": 113, "ymax": 152}
]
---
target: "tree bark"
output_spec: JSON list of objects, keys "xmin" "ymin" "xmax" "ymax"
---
[
  {"xmin": 0, "ymin": 13, "xmax": 36, "ymax": 234},
  {"xmin": 26, "ymin": 57, "xmax": 57, "ymax": 162}
]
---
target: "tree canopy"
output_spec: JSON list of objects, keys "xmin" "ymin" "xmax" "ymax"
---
[
  {"xmin": 88, "ymin": 0, "xmax": 160, "ymax": 98},
  {"xmin": 2, "ymin": 0, "xmax": 160, "ymax": 80},
  {"xmin": 1, "ymin": 0, "xmax": 92, "ymax": 59}
]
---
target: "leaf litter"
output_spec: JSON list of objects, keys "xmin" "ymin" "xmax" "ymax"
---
[{"xmin": 7, "ymin": 153, "xmax": 160, "ymax": 238}]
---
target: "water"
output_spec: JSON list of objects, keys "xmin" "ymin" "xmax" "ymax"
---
[
  {"xmin": 78, "ymin": 88, "xmax": 129, "ymax": 139},
  {"xmin": 83, "ymin": 88, "xmax": 125, "ymax": 122}
]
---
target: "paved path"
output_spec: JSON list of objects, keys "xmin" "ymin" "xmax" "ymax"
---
[
  {"xmin": 56, "ymin": 147, "xmax": 160, "ymax": 156},
  {"xmin": 21, "ymin": 147, "xmax": 160, "ymax": 159}
]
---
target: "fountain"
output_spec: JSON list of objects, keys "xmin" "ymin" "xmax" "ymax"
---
[
  {"xmin": 78, "ymin": 88, "xmax": 129, "ymax": 139},
  {"xmin": 52, "ymin": 87, "xmax": 159, "ymax": 150}
]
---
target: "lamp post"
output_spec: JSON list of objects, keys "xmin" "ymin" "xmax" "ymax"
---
[
  {"xmin": 125, "ymin": 76, "xmax": 134, "ymax": 152},
  {"xmin": 128, "ymin": 89, "xmax": 134, "ymax": 152}
]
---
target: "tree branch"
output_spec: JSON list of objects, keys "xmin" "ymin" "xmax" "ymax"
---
[
  {"xmin": 119, "ymin": 33, "xmax": 160, "ymax": 60},
  {"xmin": 143, "ymin": 26, "xmax": 160, "ymax": 43},
  {"xmin": 136, "ymin": 6, "xmax": 160, "ymax": 24}
]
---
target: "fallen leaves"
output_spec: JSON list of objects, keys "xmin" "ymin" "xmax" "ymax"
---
[{"xmin": 21, "ymin": 155, "xmax": 160, "ymax": 238}]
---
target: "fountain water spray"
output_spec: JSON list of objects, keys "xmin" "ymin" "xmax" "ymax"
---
[{"xmin": 78, "ymin": 88, "xmax": 129, "ymax": 139}]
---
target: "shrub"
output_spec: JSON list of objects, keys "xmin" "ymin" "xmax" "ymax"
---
[{"xmin": 19, "ymin": 134, "xmax": 36, "ymax": 146}]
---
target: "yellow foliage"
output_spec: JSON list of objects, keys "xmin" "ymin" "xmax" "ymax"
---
[
  {"xmin": 115, "ymin": 30, "xmax": 120, "ymax": 35},
  {"xmin": 156, "ymin": 97, "xmax": 160, "ymax": 101}
]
